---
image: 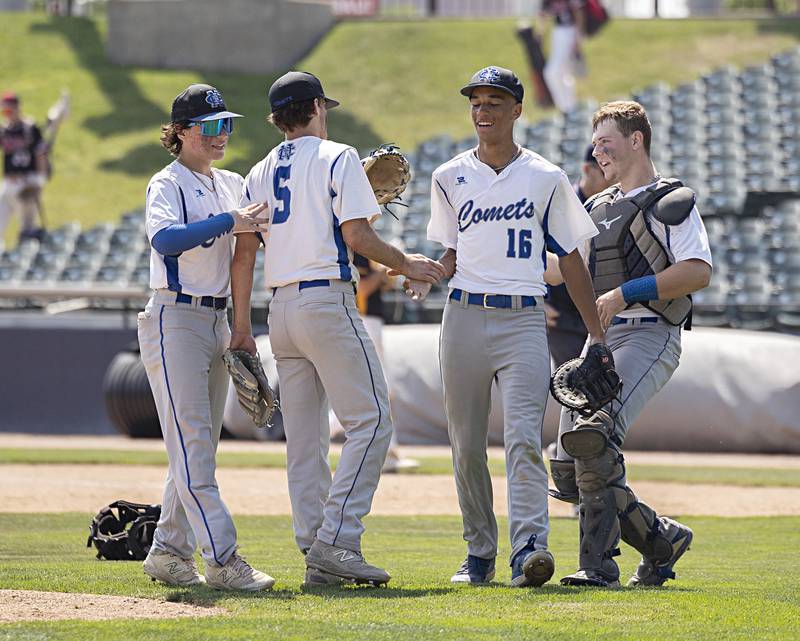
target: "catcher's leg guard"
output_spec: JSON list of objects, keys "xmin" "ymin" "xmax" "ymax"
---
[
  {"xmin": 560, "ymin": 411, "xmax": 623, "ymax": 588},
  {"xmin": 561, "ymin": 448, "xmax": 624, "ymax": 587},
  {"xmin": 619, "ymin": 489, "xmax": 693, "ymax": 587},
  {"xmin": 548, "ymin": 458, "xmax": 578, "ymax": 504},
  {"xmin": 559, "ymin": 409, "xmax": 615, "ymax": 459}
]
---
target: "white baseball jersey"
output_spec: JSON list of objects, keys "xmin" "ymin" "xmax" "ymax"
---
[
  {"xmin": 596, "ymin": 180, "xmax": 713, "ymax": 319},
  {"xmin": 145, "ymin": 161, "xmax": 243, "ymax": 297},
  {"xmin": 241, "ymin": 136, "xmax": 379, "ymax": 288},
  {"xmin": 428, "ymin": 148, "xmax": 598, "ymax": 296}
]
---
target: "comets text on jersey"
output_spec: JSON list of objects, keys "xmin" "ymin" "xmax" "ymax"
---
[{"xmin": 458, "ymin": 198, "xmax": 536, "ymax": 232}]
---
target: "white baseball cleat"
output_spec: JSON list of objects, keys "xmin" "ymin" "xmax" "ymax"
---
[
  {"xmin": 205, "ymin": 551, "xmax": 275, "ymax": 591},
  {"xmin": 143, "ymin": 548, "xmax": 204, "ymax": 587}
]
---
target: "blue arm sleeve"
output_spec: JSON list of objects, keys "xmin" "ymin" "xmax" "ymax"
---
[
  {"xmin": 621, "ymin": 275, "xmax": 659, "ymax": 304},
  {"xmin": 151, "ymin": 213, "xmax": 235, "ymax": 255}
]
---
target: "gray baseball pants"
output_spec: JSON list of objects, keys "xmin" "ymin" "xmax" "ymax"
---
[
  {"xmin": 268, "ymin": 280, "xmax": 393, "ymax": 554},
  {"xmin": 137, "ymin": 290, "xmax": 237, "ymax": 566},
  {"xmin": 440, "ymin": 293, "xmax": 551, "ymax": 565},
  {"xmin": 556, "ymin": 318, "xmax": 681, "ymax": 459}
]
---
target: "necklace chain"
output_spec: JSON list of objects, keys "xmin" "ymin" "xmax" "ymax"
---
[
  {"xmin": 476, "ymin": 144, "xmax": 521, "ymax": 174},
  {"xmin": 190, "ymin": 169, "xmax": 215, "ymax": 193},
  {"xmin": 178, "ymin": 159, "xmax": 216, "ymax": 192}
]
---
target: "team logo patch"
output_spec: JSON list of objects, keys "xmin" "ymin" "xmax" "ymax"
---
[
  {"xmin": 456, "ymin": 176, "xmax": 467, "ymax": 185},
  {"xmin": 597, "ymin": 215, "xmax": 621, "ymax": 230},
  {"xmin": 195, "ymin": 189, "xmax": 204, "ymax": 197},
  {"xmin": 278, "ymin": 143, "xmax": 295, "ymax": 161},
  {"xmin": 205, "ymin": 89, "xmax": 225, "ymax": 109},
  {"xmin": 478, "ymin": 67, "xmax": 501, "ymax": 83}
]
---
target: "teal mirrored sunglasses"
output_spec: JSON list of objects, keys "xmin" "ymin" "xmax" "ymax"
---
[{"xmin": 188, "ymin": 117, "xmax": 234, "ymax": 136}]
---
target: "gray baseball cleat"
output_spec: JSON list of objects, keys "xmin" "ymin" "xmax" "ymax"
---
[
  {"xmin": 143, "ymin": 548, "xmax": 204, "ymax": 586},
  {"xmin": 305, "ymin": 540, "xmax": 390, "ymax": 586},
  {"xmin": 628, "ymin": 518, "xmax": 693, "ymax": 587},
  {"xmin": 205, "ymin": 551, "xmax": 275, "ymax": 591},
  {"xmin": 303, "ymin": 567, "xmax": 354, "ymax": 588},
  {"xmin": 510, "ymin": 549, "xmax": 555, "ymax": 588}
]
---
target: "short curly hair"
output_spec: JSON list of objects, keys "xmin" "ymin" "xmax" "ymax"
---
[
  {"xmin": 160, "ymin": 122, "xmax": 188, "ymax": 157},
  {"xmin": 268, "ymin": 97, "xmax": 320, "ymax": 134},
  {"xmin": 592, "ymin": 101, "xmax": 652, "ymax": 155}
]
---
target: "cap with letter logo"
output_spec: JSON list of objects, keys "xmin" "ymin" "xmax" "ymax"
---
[
  {"xmin": 460, "ymin": 66, "xmax": 524, "ymax": 103},
  {"xmin": 171, "ymin": 83, "xmax": 243, "ymax": 123}
]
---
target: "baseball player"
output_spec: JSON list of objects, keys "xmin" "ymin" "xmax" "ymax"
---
[
  {"xmin": 230, "ymin": 71, "xmax": 445, "ymax": 587},
  {"xmin": 0, "ymin": 92, "xmax": 48, "ymax": 249},
  {"xmin": 551, "ymin": 101, "xmax": 712, "ymax": 588},
  {"xmin": 545, "ymin": 145, "xmax": 612, "ymax": 367},
  {"xmin": 137, "ymin": 83, "xmax": 274, "ymax": 591},
  {"xmin": 540, "ymin": 0, "xmax": 586, "ymax": 113},
  {"xmin": 426, "ymin": 66, "xmax": 605, "ymax": 587}
]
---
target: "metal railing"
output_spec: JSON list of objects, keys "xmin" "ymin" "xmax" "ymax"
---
[{"xmin": 362, "ymin": 0, "xmax": 718, "ymax": 18}]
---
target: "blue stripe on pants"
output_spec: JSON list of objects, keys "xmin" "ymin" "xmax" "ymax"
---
[{"xmin": 158, "ymin": 305, "xmax": 220, "ymax": 564}]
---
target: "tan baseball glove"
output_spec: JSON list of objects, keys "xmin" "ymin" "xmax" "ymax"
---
[
  {"xmin": 222, "ymin": 349, "xmax": 279, "ymax": 428},
  {"xmin": 361, "ymin": 144, "xmax": 411, "ymax": 206}
]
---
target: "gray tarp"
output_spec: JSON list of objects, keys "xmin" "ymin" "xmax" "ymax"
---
[{"xmin": 224, "ymin": 327, "xmax": 800, "ymax": 453}]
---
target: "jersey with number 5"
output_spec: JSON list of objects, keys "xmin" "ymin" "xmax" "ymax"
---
[
  {"xmin": 428, "ymin": 148, "xmax": 598, "ymax": 296},
  {"xmin": 241, "ymin": 136, "xmax": 379, "ymax": 288}
]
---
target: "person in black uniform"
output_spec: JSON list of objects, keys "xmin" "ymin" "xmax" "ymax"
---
[
  {"xmin": 545, "ymin": 145, "xmax": 611, "ymax": 366},
  {"xmin": 0, "ymin": 92, "xmax": 49, "ymax": 249}
]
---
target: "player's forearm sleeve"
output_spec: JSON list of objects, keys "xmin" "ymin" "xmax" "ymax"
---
[{"xmin": 151, "ymin": 213, "xmax": 235, "ymax": 255}]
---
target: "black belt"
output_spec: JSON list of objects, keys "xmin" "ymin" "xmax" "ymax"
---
[
  {"xmin": 611, "ymin": 316, "xmax": 659, "ymax": 325},
  {"xmin": 450, "ymin": 288, "xmax": 537, "ymax": 309},
  {"xmin": 175, "ymin": 293, "xmax": 228, "ymax": 310}
]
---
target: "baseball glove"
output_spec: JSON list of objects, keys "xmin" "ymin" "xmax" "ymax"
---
[
  {"xmin": 223, "ymin": 349, "xmax": 279, "ymax": 428},
  {"xmin": 550, "ymin": 344, "xmax": 622, "ymax": 417},
  {"xmin": 86, "ymin": 500, "xmax": 161, "ymax": 561},
  {"xmin": 361, "ymin": 144, "xmax": 411, "ymax": 207}
]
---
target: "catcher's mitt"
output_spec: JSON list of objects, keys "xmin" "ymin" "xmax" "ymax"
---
[
  {"xmin": 361, "ymin": 144, "xmax": 411, "ymax": 208},
  {"xmin": 86, "ymin": 500, "xmax": 161, "ymax": 561},
  {"xmin": 223, "ymin": 349, "xmax": 279, "ymax": 428},
  {"xmin": 550, "ymin": 344, "xmax": 622, "ymax": 417}
]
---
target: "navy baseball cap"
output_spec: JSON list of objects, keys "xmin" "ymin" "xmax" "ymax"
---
[
  {"xmin": 461, "ymin": 66, "xmax": 524, "ymax": 103},
  {"xmin": 171, "ymin": 84, "xmax": 242, "ymax": 123},
  {"xmin": 268, "ymin": 71, "xmax": 340, "ymax": 113}
]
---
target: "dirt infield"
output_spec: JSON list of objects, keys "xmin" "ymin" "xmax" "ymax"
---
[
  {"xmin": 4, "ymin": 462, "xmax": 800, "ymax": 517},
  {"xmin": 2, "ymin": 433, "xmax": 799, "ymax": 518},
  {"xmin": 0, "ymin": 589, "xmax": 225, "ymax": 623}
]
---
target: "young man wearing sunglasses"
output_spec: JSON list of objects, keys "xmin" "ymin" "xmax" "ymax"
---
[{"xmin": 138, "ymin": 83, "xmax": 274, "ymax": 591}]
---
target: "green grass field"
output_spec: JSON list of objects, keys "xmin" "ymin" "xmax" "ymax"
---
[
  {"xmin": 1, "ymin": 513, "xmax": 799, "ymax": 640},
  {"xmin": 2, "ymin": 447, "xmax": 799, "ymax": 487},
  {"xmin": 0, "ymin": 14, "xmax": 799, "ymax": 242}
]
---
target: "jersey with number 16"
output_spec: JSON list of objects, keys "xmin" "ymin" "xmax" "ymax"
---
[{"xmin": 428, "ymin": 148, "xmax": 597, "ymax": 297}]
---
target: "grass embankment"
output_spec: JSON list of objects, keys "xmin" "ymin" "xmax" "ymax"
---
[{"xmin": 0, "ymin": 14, "xmax": 798, "ymax": 242}]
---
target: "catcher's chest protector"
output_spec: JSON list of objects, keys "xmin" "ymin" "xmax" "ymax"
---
[{"xmin": 588, "ymin": 179, "xmax": 693, "ymax": 326}]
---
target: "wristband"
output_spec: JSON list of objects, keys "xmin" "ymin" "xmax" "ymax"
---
[{"xmin": 620, "ymin": 275, "xmax": 658, "ymax": 304}]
